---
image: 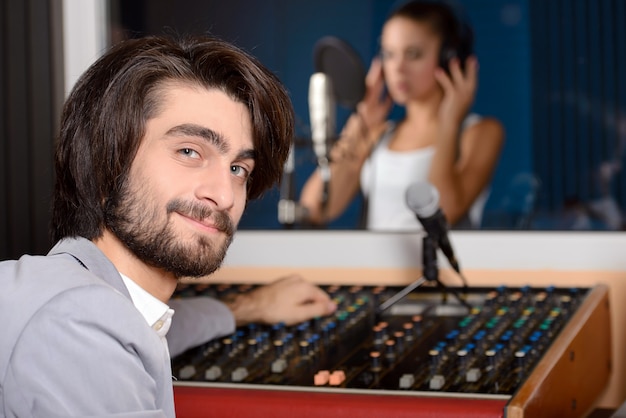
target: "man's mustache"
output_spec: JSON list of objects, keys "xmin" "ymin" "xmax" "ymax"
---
[{"xmin": 166, "ymin": 199, "xmax": 235, "ymax": 236}]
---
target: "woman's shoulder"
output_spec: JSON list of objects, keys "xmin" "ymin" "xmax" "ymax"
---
[
  {"xmin": 463, "ymin": 113, "xmax": 504, "ymax": 138},
  {"xmin": 462, "ymin": 112, "xmax": 483, "ymax": 129}
]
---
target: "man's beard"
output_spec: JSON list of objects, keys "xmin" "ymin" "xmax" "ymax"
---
[{"xmin": 105, "ymin": 180, "xmax": 236, "ymax": 279}]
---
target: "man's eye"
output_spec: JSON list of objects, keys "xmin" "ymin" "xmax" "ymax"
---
[
  {"xmin": 179, "ymin": 148, "xmax": 200, "ymax": 158},
  {"xmin": 231, "ymin": 165, "xmax": 250, "ymax": 179}
]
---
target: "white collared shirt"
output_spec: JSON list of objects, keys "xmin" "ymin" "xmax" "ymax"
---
[{"xmin": 120, "ymin": 273, "xmax": 175, "ymax": 356}]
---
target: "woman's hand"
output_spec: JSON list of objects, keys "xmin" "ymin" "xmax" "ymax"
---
[
  {"xmin": 434, "ymin": 55, "xmax": 479, "ymax": 126},
  {"xmin": 356, "ymin": 57, "xmax": 393, "ymax": 132},
  {"xmin": 331, "ymin": 58, "xmax": 392, "ymax": 164}
]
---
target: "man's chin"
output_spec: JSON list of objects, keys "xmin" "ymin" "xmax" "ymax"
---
[
  {"xmin": 195, "ymin": 232, "xmax": 232, "ymax": 251},
  {"xmin": 155, "ymin": 228, "xmax": 233, "ymax": 278},
  {"xmin": 166, "ymin": 250, "xmax": 226, "ymax": 279}
]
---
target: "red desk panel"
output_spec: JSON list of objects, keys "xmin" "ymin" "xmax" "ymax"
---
[{"xmin": 174, "ymin": 385, "xmax": 507, "ymax": 418}]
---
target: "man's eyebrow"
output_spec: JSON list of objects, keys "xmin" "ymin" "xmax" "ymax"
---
[
  {"xmin": 166, "ymin": 123, "xmax": 229, "ymax": 154},
  {"xmin": 237, "ymin": 148, "xmax": 256, "ymax": 162}
]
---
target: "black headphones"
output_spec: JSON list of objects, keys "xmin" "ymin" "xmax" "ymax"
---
[{"xmin": 436, "ymin": 0, "xmax": 474, "ymax": 73}]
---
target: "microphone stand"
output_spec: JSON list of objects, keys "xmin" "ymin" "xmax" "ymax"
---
[
  {"xmin": 377, "ymin": 235, "xmax": 470, "ymax": 315},
  {"xmin": 423, "ymin": 236, "xmax": 471, "ymax": 310},
  {"xmin": 318, "ymin": 156, "xmax": 331, "ymax": 226},
  {"xmin": 278, "ymin": 146, "xmax": 307, "ymax": 228}
]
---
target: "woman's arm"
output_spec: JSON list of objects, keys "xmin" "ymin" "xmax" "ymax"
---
[
  {"xmin": 300, "ymin": 58, "xmax": 392, "ymax": 225},
  {"xmin": 428, "ymin": 57, "xmax": 505, "ymax": 225},
  {"xmin": 299, "ymin": 115, "xmax": 385, "ymax": 224},
  {"xmin": 431, "ymin": 118, "xmax": 505, "ymax": 225}
]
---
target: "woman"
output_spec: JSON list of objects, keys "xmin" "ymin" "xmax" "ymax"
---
[{"xmin": 299, "ymin": 0, "xmax": 504, "ymax": 230}]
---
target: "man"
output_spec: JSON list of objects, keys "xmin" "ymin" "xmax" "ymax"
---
[{"xmin": 0, "ymin": 35, "xmax": 336, "ymax": 417}]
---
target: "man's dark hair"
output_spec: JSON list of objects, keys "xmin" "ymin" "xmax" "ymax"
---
[{"xmin": 51, "ymin": 35, "xmax": 294, "ymax": 242}]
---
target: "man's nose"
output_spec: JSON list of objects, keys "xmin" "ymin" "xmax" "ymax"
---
[{"xmin": 196, "ymin": 164, "xmax": 235, "ymax": 211}]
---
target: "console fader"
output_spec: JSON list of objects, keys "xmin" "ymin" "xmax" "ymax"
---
[{"xmin": 171, "ymin": 282, "xmax": 611, "ymax": 418}]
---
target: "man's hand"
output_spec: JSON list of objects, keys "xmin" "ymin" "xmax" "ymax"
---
[{"xmin": 224, "ymin": 275, "xmax": 337, "ymax": 326}]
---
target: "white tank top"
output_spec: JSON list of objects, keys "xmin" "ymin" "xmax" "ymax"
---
[{"xmin": 360, "ymin": 114, "xmax": 487, "ymax": 231}]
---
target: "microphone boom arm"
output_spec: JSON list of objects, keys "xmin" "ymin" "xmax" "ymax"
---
[{"xmin": 377, "ymin": 235, "xmax": 470, "ymax": 315}]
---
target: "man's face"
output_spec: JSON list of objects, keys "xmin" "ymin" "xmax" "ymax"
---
[{"xmin": 106, "ymin": 83, "xmax": 254, "ymax": 278}]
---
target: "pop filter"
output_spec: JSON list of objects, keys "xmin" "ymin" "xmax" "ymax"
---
[{"xmin": 313, "ymin": 36, "xmax": 366, "ymax": 110}]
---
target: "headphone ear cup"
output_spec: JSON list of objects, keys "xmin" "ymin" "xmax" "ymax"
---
[
  {"xmin": 439, "ymin": 44, "xmax": 457, "ymax": 74},
  {"xmin": 438, "ymin": 0, "xmax": 474, "ymax": 74}
]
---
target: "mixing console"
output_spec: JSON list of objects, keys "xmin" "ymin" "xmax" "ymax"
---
[{"xmin": 171, "ymin": 283, "xmax": 597, "ymax": 398}]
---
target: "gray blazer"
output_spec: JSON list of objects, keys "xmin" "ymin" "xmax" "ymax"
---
[{"xmin": 0, "ymin": 237, "xmax": 235, "ymax": 417}]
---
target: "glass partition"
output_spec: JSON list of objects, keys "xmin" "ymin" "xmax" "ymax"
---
[{"xmin": 107, "ymin": 0, "xmax": 626, "ymax": 232}]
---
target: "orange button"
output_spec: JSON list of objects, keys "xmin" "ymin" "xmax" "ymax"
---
[
  {"xmin": 314, "ymin": 370, "xmax": 330, "ymax": 386},
  {"xmin": 329, "ymin": 370, "xmax": 346, "ymax": 386}
]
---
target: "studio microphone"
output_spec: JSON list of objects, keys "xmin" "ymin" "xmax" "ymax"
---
[
  {"xmin": 308, "ymin": 72, "xmax": 336, "ymax": 165},
  {"xmin": 308, "ymin": 72, "xmax": 335, "ymax": 218},
  {"xmin": 405, "ymin": 181, "xmax": 461, "ymax": 274}
]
